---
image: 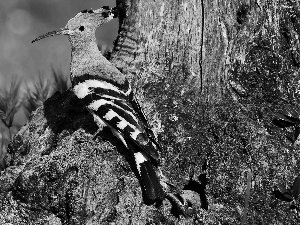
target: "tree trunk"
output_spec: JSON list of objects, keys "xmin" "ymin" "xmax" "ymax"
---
[{"xmin": 1, "ymin": 0, "xmax": 300, "ymax": 224}]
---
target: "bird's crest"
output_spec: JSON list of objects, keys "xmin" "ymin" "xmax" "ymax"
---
[
  {"xmin": 65, "ymin": 6, "xmax": 118, "ymax": 31},
  {"xmin": 32, "ymin": 6, "xmax": 118, "ymax": 43}
]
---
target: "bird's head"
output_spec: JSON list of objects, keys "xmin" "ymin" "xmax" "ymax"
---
[{"xmin": 32, "ymin": 6, "xmax": 118, "ymax": 44}]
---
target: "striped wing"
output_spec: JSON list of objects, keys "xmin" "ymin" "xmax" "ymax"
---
[{"xmin": 73, "ymin": 75, "xmax": 159, "ymax": 160}]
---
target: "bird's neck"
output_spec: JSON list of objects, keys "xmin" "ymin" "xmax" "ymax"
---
[{"xmin": 70, "ymin": 39, "xmax": 125, "ymax": 84}]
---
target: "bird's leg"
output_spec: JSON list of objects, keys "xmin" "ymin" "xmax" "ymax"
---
[
  {"xmin": 92, "ymin": 126, "xmax": 104, "ymax": 140},
  {"xmin": 158, "ymin": 170, "xmax": 196, "ymax": 217},
  {"xmin": 91, "ymin": 113, "xmax": 107, "ymax": 140},
  {"xmin": 166, "ymin": 193, "xmax": 194, "ymax": 217}
]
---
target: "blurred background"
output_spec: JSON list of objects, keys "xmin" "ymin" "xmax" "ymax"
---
[{"xmin": 0, "ymin": 0, "xmax": 118, "ymax": 169}]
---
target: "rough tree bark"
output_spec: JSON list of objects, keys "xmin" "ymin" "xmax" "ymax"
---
[{"xmin": 1, "ymin": 0, "xmax": 300, "ymax": 224}]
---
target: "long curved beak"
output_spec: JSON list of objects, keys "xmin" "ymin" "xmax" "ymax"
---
[{"xmin": 32, "ymin": 28, "xmax": 71, "ymax": 43}]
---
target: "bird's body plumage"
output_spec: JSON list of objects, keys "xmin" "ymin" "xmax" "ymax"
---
[{"xmin": 32, "ymin": 6, "xmax": 165, "ymax": 204}]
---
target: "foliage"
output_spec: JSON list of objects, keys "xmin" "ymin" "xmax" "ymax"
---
[
  {"xmin": 50, "ymin": 66, "xmax": 70, "ymax": 94},
  {"xmin": 272, "ymin": 175, "xmax": 300, "ymax": 214},
  {"xmin": 0, "ymin": 76, "xmax": 22, "ymax": 130},
  {"xmin": 24, "ymin": 72, "xmax": 53, "ymax": 116},
  {"xmin": 0, "ymin": 76, "xmax": 22, "ymax": 170},
  {"xmin": 0, "ymin": 67, "xmax": 69, "ymax": 170},
  {"xmin": 272, "ymin": 106, "xmax": 300, "ymax": 144}
]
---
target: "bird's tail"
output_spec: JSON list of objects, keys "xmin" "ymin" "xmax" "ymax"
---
[
  {"xmin": 138, "ymin": 159, "xmax": 165, "ymax": 205},
  {"xmin": 125, "ymin": 139, "xmax": 164, "ymax": 205}
]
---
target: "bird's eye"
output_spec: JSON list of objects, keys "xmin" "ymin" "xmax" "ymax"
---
[{"xmin": 79, "ymin": 26, "xmax": 84, "ymax": 31}]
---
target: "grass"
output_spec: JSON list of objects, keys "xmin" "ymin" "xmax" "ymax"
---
[{"xmin": 0, "ymin": 67, "xmax": 70, "ymax": 170}]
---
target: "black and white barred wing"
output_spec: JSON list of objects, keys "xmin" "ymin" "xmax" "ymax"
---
[
  {"xmin": 73, "ymin": 76, "xmax": 159, "ymax": 160},
  {"xmin": 73, "ymin": 75, "xmax": 165, "ymax": 203}
]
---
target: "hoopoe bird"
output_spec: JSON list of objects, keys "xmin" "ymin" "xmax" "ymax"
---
[{"xmin": 32, "ymin": 6, "xmax": 165, "ymax": 205}]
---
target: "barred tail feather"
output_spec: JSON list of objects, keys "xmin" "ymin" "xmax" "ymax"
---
[{"xmin": 135, "ymin": 155, "xmax": 165, "ymax": 204}]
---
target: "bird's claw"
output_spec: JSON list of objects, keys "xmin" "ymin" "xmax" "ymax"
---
[{"xmin": 166, "ymin": 193, "xmax": 195, "ymax": 218}]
